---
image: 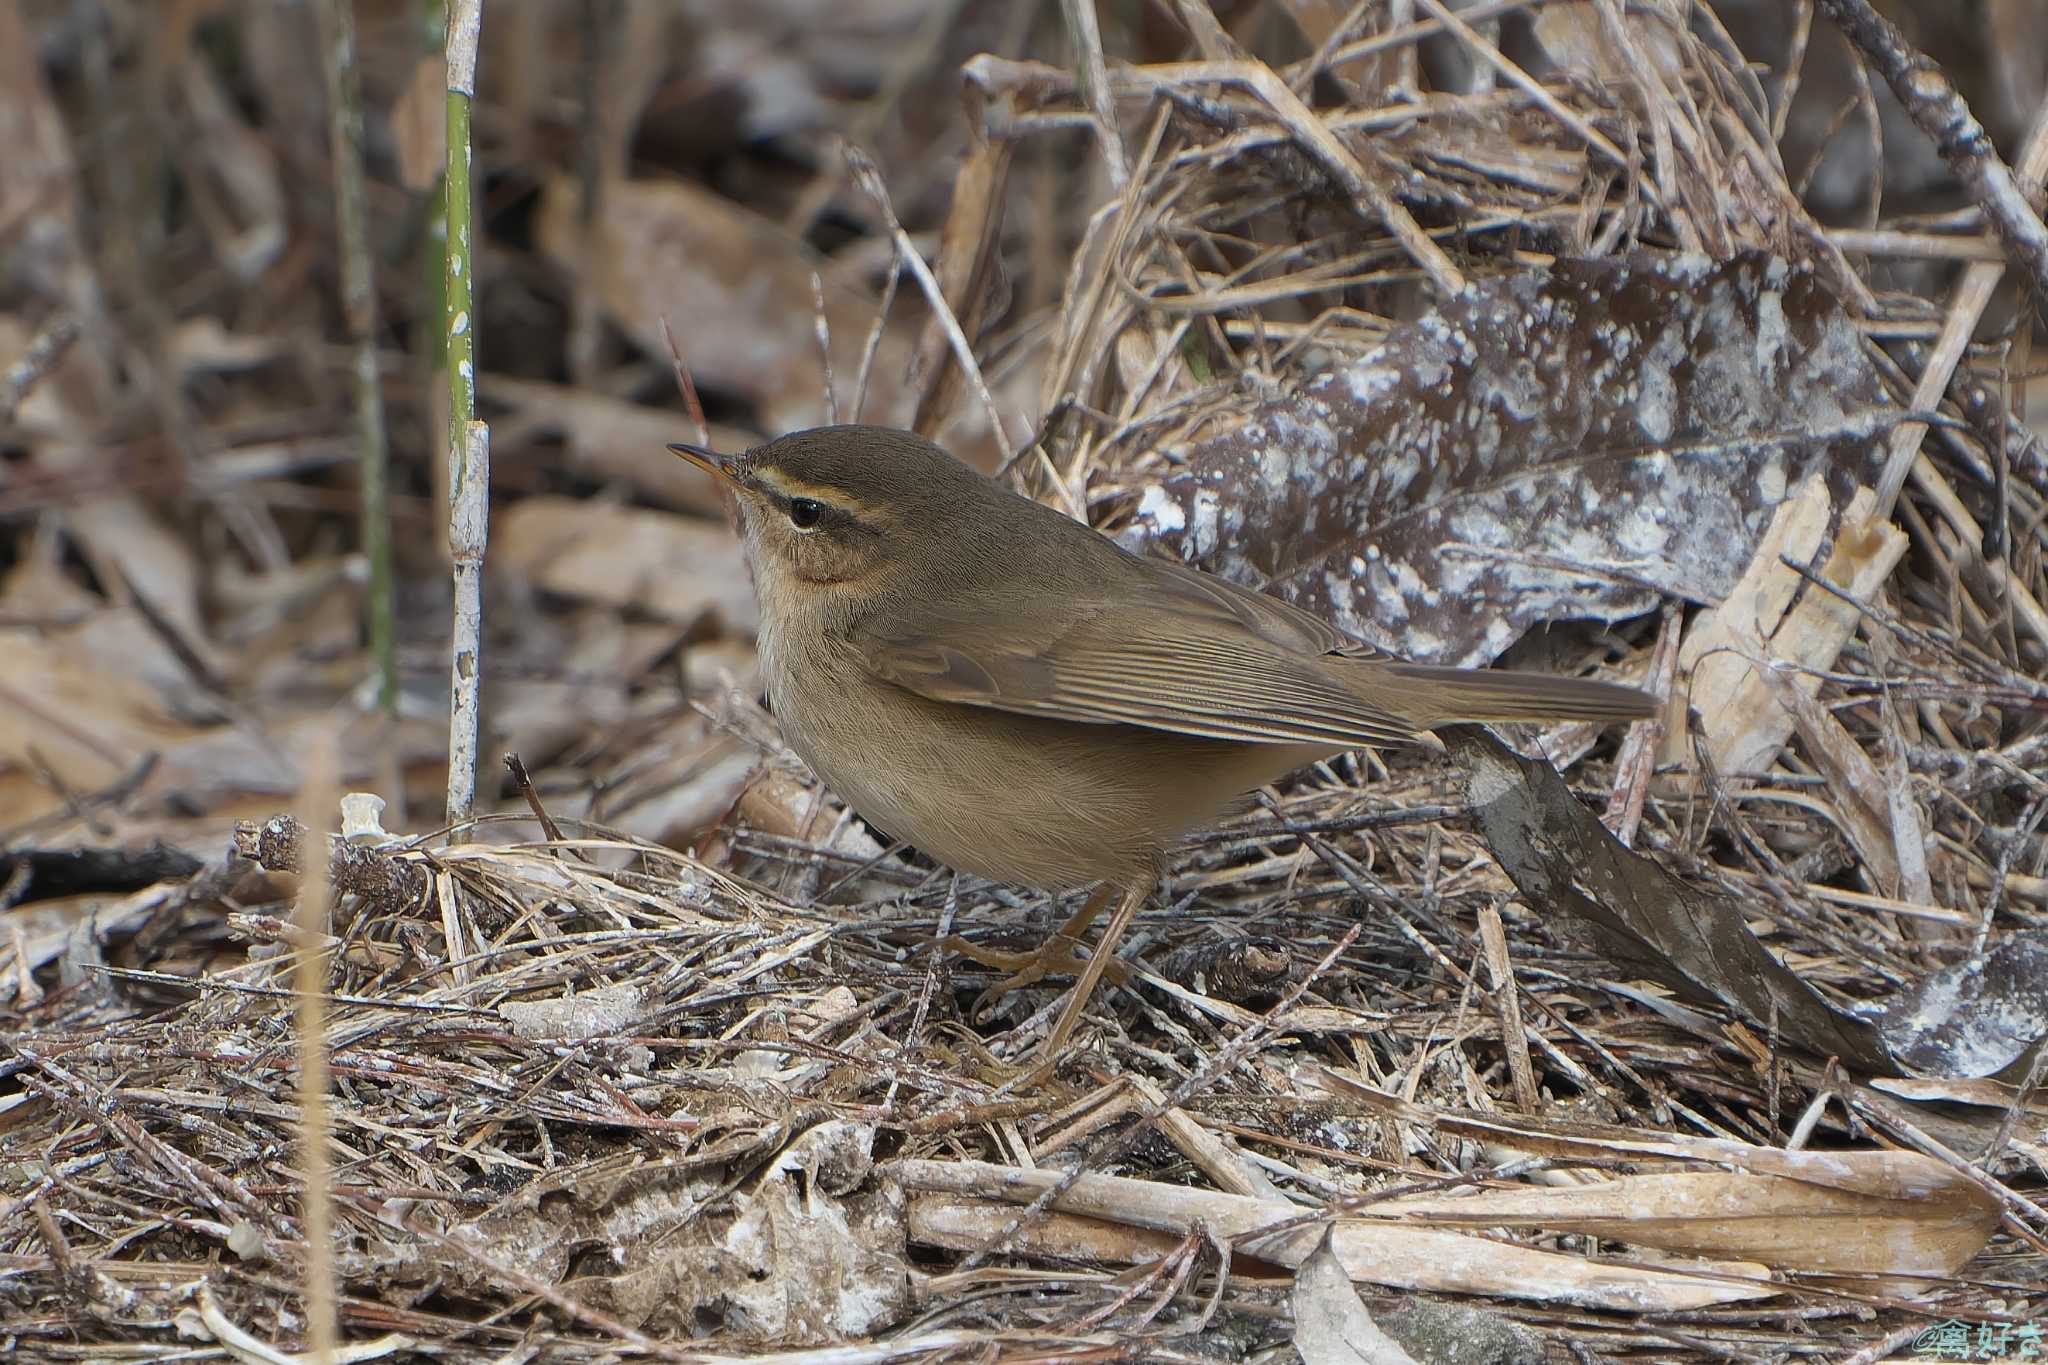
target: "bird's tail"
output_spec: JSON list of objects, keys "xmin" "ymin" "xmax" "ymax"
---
[{"xmin": 1375, "ymin": 663, "xmax": 1656, "ymax": 728}]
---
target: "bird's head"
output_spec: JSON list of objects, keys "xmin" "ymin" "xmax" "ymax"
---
[{"xmin": 669, "ymin": 423, "xmax": 995, "ymax": 590}]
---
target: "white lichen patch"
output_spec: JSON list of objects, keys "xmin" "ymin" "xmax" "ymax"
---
[
  {"xmin": 1344, "ymin": 361, "xmax": 1403, "ymax": 404},
  {"xmin": 1754, "ymin": 286, "xmax": 1790, "ymax": 375},
  {"xmin": 1187, "ymin": 486, "xmax": 1222, "ymax": 559},
  {"xmin": 1635, "ymin": 326, "xmax": 1685, "ymax": 442},
  {"xmin": 1134, "ymin": 483, "xmax": 1184, "ymax": 533}
]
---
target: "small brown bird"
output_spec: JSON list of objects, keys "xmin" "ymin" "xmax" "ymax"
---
[{"xmin": 672, "ymin": 425, "xmax": 1653, "ymax": 1061}]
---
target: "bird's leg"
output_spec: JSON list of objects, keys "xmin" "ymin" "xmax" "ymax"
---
[
  {"xmin": 1038, "ymin": 877, "xmax": 1152, "ymax": 1059},
  {"xmin": 942, "ymin": 882, "xmax": 1134, "ymax": 1011}
]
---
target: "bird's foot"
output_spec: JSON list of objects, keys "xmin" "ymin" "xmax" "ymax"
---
[{"xmin": 941, "ymin": 932, "xmax": 1134, "ymax": 1020}]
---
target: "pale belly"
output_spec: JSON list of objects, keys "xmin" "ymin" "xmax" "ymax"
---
[{"xmin": 768, "ymin": 655, "xmax": 1331, "ymax": 890}]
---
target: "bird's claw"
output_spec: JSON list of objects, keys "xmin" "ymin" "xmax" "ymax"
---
[{"xmin": 941, "ymin": 933, "xmax": 1132, "ymax": 1021}]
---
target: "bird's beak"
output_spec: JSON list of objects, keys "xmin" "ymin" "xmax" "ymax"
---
[{"xmin": 668, "ymin": 441, "xmax": 743, "ymax": 489}]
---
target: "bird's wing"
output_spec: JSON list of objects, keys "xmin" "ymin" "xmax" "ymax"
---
[
  {"xmin": 1137, "ymin": 553, "xmax": 1403, "ymax": 663},
  {"xmin": 854, "ymin": 559, "xmax": 1423, "ymax": 749}
]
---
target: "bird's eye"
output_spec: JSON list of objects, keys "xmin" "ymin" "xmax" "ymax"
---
[{"xmin": 787, "ymin": 497, "xmax": 825, "ymax": 530}]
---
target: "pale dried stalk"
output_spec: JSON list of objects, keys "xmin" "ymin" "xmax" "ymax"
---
[
  {"xmin": 1061, "ymin": 0, "xmax": 1126, "ymax": 188},
  {"xmin": 852, "ymin": 250, "xmax": 900, "ymax": 424},
  {"xmin": 1412, "ymin": 0, "xmax": 1627, "ymax": 170},
  {"xmin": 444, "ymin": 0, "xmax": 488, "ymax": 833},
  {"xmin": 1133, "ymin": 60, "xmax": 1465, "ymax": 296},
  {"xmin": 291, "ymin": 733, "xmax": 338, "ymax": 1361},
  {"xmin": 1477, "ymin": 905, "xmax": 1538, "ymax": 1111},
  {"xmin": 810, "ymin": 271, "xmax": 837, "ymax": 425},
  {"xmin": 895, "ymin": 1158, "xmax": 1773, "ymax": 1311},
  {"xmin": 190, "ymin": 1283, "xmax": 413, "ymax": 1364},
  {"xmin": 1871, "ymin": 94, "xmax": 2048, "ymax": 650},
  {"xmin": 846, "ymin": 147, "xmax": 1014, "ymax": 463},
  {"xmin": 1828, "ymin": 227, "xmax": 2005, "ymax": 261}
]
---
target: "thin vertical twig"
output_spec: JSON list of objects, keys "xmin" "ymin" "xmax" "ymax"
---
[
  {"xmin": 291, "ymin": 733, "xmax": 339, "ymax": 1361},
  {"xmin": 853, "ymin": 251, "xmax": 901, "ymax": 424},
  {"xmin": 1771, "ymin": 0, "xmax": 1815, "ymax": 145},
  {"xmin": 658, "ymin": 318, "xmax": 710, "ymax": 447},
  {"xmin": 566, "ymin": 0, "xmax": 619, "ymax": 389},
  {"xmin": 316, "ymin": 0, "xmax": 397, "ymax": 717},
  {"xmin": 1291, "ymin": 0, "xmax": 1373, "ymax": 96},
  {"xmin": 811, "ymin": 271, "xmax": 838, "ymax": 425},
  {"xmin": 1476, "ymin": 905, "xmax": 1537, "ymax": 1112},
  {"xmin": 1061, "ymin": 0, "xmax": 1127, "ymax": 189},
  {"xmin": 847, "ymin": 148, "xmax": 1014, "ymax": 463},
  {"xmin": 1866, "ymin": 95, "xmax": 2048, "ymax": 652},
  {"xmin": 444, "ymin": 0, "xmax": 487, "ymax": 834}
]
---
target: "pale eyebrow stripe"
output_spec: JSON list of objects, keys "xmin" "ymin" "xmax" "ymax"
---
[
  {"xmin": 750, "ymin": 467, "xmax": 874, "ymax": 514},
  {"xmin": 750, "ymin": 467, "xmax": 798, "ymax": 498}
]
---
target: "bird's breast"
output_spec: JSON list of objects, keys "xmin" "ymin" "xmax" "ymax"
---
[{"xmin": 756, "ymin": 624, "xmax": 1329, "ymax": 890}]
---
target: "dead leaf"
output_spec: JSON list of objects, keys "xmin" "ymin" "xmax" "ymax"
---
[
  {"xmin": 63, "ymin": 499, "xmax": 225, "ymax": 702},
  {"xmin": 535, "ymin": 175, "xmax": 915, "ymax": 432},
  {"xmin": 1452, "ymin": 724, "xmax": 1894, "ymax": 1069},
  {"xmin": 140, "ymin": 709, "xmax": 443, "ymax": 827},
  {"xmin": 489, "ymin": 669, "xmax": 632, "ymax": 767},
  {"xmin": 494, "ymin": 497, "xmax": 757, "ymax": 632},
  {"xmin": 422, "ymin": 1123, "xmax": 911, "ymax": 1342},
  {"xmin": 908, "ymin": 88, "xmax": 1013, "ymax": 441},
  {"xmin": 1123, "ymin": 253, "xmax": 1894, "ymax": 666},
  {"xmin": 590, "ymin": 739, "xmax": 760, "ymax": 851},
  {"xmin": 1532, "ymin": 0, "xmax": 1689, "ymax": 91},
  {"xmin": 1451, "ymin": 725, "xmax": 2048, "ymax": 1080},
  {"xmin": 2, "ymin": 875, "xmax": 213, "ymax": 1005},
  {"xmin": 679, "ymin": 0, "xmax": 953, "ymax": 142},
  {"xmin": 1271, "ymin": 0, "xmax": 1387, "ymax": 88},
  {"xmin": 1293, "ymin": 1230, "xmax": 1418, "ymax": 1365},
  {"xmin": 0, "ymin": 537, "xmax": 439, "ymax": 829},
  {"xmin": 1883, "ymin": 934, "xmax": 2048, "ymax": 1080},
  {"xmin": 1987, "ymin": 0, "xmax": 2048, "ymax": 139},
  {"xmin": 174, "ymin": 47, "xmax": 286, "ymax": 279},
  {"xmin": 1763, "ymin": 662, "xmax": 1906, "ymax": 896},
  {"xmin": 0, "ymin": 629, "xmax": 211, "ymax": 820},
  {"xmin": 388, "ymin": 54, "xmax": 447, "ymax": 192},
  {"xmin": 479, "ymin": 374, "xmax": 752, "ymax": 514},
  {"xmin": 735, "ymin": 768, "xmax": 876, "ymax": 852},
  {"xmin": 1668, "ymin": 476, "xmax": 1907, "ymax": 785}
]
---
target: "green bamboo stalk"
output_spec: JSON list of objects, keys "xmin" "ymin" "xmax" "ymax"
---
[
  {"xmin": 444, "ymin": 0, "xmax": 488, "ymax": 835},
  {"xmin": 316, "ymin": 0, "xmax": 397, "ymax": 716}
]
